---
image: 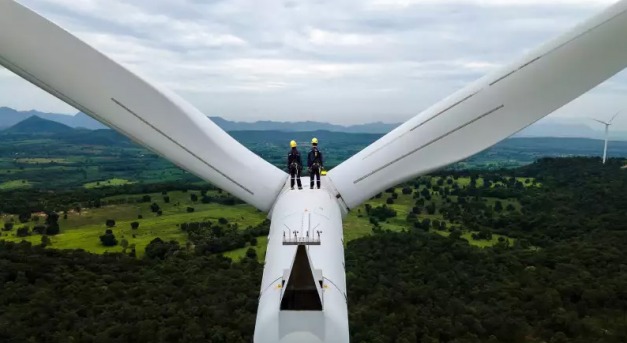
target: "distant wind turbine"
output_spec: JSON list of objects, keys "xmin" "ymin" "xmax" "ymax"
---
[{"xmin": 592, "ymin": 111, "xmax": 620, "ymax": 164}]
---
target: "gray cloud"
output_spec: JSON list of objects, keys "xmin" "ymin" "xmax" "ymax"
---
[{"xmin": 2, "ymin": 0, "xmax": 626, "ymax": 129}]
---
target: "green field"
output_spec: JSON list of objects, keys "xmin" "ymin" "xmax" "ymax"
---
[
  {"xmin": 432, "ymin": 229, "xmax": 515, "ymax": 247},
  {"xmin": 15, "ymin": 158, "xmax": 73, "ymax": 164},
  {"xmin": 430, "ymin": 176, "xmax": 539, "ymax": 188},
  {"xmin": 223, "ymin": 236, "xmax": 269, "ymax": 262},
  {"xmin": 2, "ymin": 174, "xmax": 519, "ymax": 259},
  {"xmin": 0, "ymin": 179, "xmax": 32, "ymax": 190},
  {"xmin": 1, "ymin": 189, "xmax": 266, "ymax": 257},
  {"xmin": 84, "ymin": 178, "xmax": 136, "ymax": 189}
]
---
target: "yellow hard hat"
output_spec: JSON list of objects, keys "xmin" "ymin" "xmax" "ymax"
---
[
  {"xmin": 321, "ymin": 170, "xmax": 327, "ymax": 176},
  {"xmin": 311, "ymin": 137, "xmax": 318, "ymax": 144},
  {"xmin": 290, "ymin": 140, "xmax": 297, "ymax": 148}
]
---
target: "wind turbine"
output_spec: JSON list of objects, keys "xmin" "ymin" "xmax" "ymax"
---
[
  {"xmin": 3, "ymin": 0, "xmax": 627, "ymax": 342},
  {"xmin": 592, "ymin": 111, "xmax": 620, "ymax": 164}
]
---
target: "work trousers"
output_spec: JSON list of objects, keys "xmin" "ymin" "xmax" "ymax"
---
[
  {"xmin": 310, "ymin": 165, "xmax": 321, "ymax": 189},
  {"xmin": 290, "ymin": 167, "xmax": 302, "ymax": 189}
]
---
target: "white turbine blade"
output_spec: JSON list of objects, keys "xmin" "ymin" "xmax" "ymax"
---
[
  {"xmin": 328, "ymin": 0, "xmax": 627, "ymax": 209},
  {"xmin": 0, "ymin": 1, "xmax": 287, "ymax": 212},
  {"xmin": 609, "ymin": 111, "xmax": 620, "ymax": 123}
]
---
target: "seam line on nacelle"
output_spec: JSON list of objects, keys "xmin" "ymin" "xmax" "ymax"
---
[
  {"xmin": 323, "ymin": 277, "xmax": 347, "ymax": 301},
  {"xmin": 259, "ymin": 276, "xmax": 283, "ymax": 299}
]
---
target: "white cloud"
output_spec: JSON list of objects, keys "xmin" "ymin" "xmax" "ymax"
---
[
  {"xmin": 2, "ymin": 0, "xmax": 626, "ymax": 128},
  {"xmin": 368, "ymin": 0, "xmax": 616, "ymax": 10},
  {"xmin": 308, "ymin": 28, "xmax": 378, "ymax": 46}
]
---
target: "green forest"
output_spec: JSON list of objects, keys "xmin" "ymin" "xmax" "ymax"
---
[
  {"xmin": 1, "ymin": 157, "xmax": 627, "ymax": 342},
  {"xmin": 2, "ymin": 128, "xmax": 627, "ymax": 191}
]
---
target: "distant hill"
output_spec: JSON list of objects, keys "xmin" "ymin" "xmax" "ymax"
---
[
  {"xmin": 209, "ymin": 116, "xmax": 398, "ymax": 133},
  {"xmin": 2, "ymin": 115, "xmax": 75, "ymax": 134},
  {"xmin": 0, "ymin": 107, "xmax": 397, "ymax": 133},
  {"xmin": 2, "ymin": 106, "xmax": 627, "ymax": 138},
  {"xmin": 0, "ymin": 107, "xmax": 107, "ymax": 130},
  {"xmin": 514, "ymin": 121, "xmax": 599, "ymax": 138}
]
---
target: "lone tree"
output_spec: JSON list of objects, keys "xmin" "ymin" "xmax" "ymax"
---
[
  {"xmin": 246, "ymin": 248, "xmax": 257, "ymax": 260},
  {"xmin": 33, "ymin": 225, "xmax": 46, "ymax": 234},
  {"xmin": 18, "ymin": 212, "xmax": 30, "ymax": 223},
  {"xmin": 163, "ymin": 196, "xmax": 170, "ymax": 203},
  {"xmin": 494, "ymin": 200, "xmax": 503, "ymax": 213},
  {"xmin": 131, "ymin": 221, "xmax": 139, "ymax": 230},
  {"xmin": 45, "ymin": 212, "xmax": 60, "ymax": 235},
  {"xmin": 2, "ymin": 222, "xmax": 13, "ymax": 231},
  {"xmin": 145, "ymin": 238, "xmax": 180, "ymax": 260},
  {"xmin": 99, "ymin": 229, "xmax": 118, "ymax": 247},
  {"xmin": 128, "ymin": 243, "xmax": 137, "ymax": 258},
  {"xmin": 150, "ymin": 203, "xmax": 160, "ymax": 213},
  {"xmin": 120, "ymin": 239, "xmax": 129, "ymax": 252},
  {"xmin": 105, "ymin": 219, "xmax": 116, "ymax": 228},
  {"xmin": 449, "ymin": 229, "xmax": 462, "ymax": 240},
  {"xmin": 16, "ymin": 226, "xmax": 29, "ymax": 237},
  {"xmin": 190, "ymin": 194, "xmax": 198, "ymax": 202},
  {"xmin": 186, "ymin": 207, "xmax": 195, "ymax": 213},
  {"xmin": 41, "ymin": 235, "xmax": 51, "ymax": 247}
]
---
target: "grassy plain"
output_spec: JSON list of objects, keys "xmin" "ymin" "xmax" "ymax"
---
[
  {"xmin": 15, "ymin": 158, "xmax": 72, "ymax": 164},
  {"xmin": 83, "ymin": 178, "xmax": 135, "ymax": 189},
  {"xmin": 0, "ymin": 179, "xmax": 32, "ymax": 190},
  {"xmin": 1, "ymin": 189, "xmax": 266, "ymax": 257},
  {"xmin": 2, "ymin": 177, "xmax": 519, "ymax": 260},
  {"xmin": 429, "ymin": 176, "xmax": 539, "ymax": 188}
]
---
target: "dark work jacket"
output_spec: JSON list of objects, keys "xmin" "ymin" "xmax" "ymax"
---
[
  {"xmin": 307, "ymin": 147, "xmax": 323, "ymax": 168},
  {"xmin": 287, "ymin": 148, "xmax": 302, "ymax": 171}
]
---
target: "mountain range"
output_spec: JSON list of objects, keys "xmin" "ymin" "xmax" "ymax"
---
[
  {"xmin": 2, "ymin": 115, "xmax": 77, "ymax": 134},
  {"xmin": 1, "ymin": 106, "xmax": 626, "ymax": 139}
]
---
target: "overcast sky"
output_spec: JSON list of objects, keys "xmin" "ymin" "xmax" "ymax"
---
[{"xmin": 1, "ymin": 0, "xmax": 627, "ymax": 128}]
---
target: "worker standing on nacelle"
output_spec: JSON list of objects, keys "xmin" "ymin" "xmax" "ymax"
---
[
  {"xmin": 287, "ymin": 140, "xmax": 303, "ymax": 190},
  {"xmin": 308, "ymin": 138, "xmax": 324, "ymax": 189}
]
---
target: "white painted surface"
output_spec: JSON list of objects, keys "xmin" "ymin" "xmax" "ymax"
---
[
  {"xmin": 255, "ymin": 178, "xmax": 349, "ymax": 342},
  {"xmin": 0, "ymin": 1, "xmax": 287, "ymax": 212},
  {"xmin": 328, "ymin": 0, "xmax": 627, "ymax": 209}
]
